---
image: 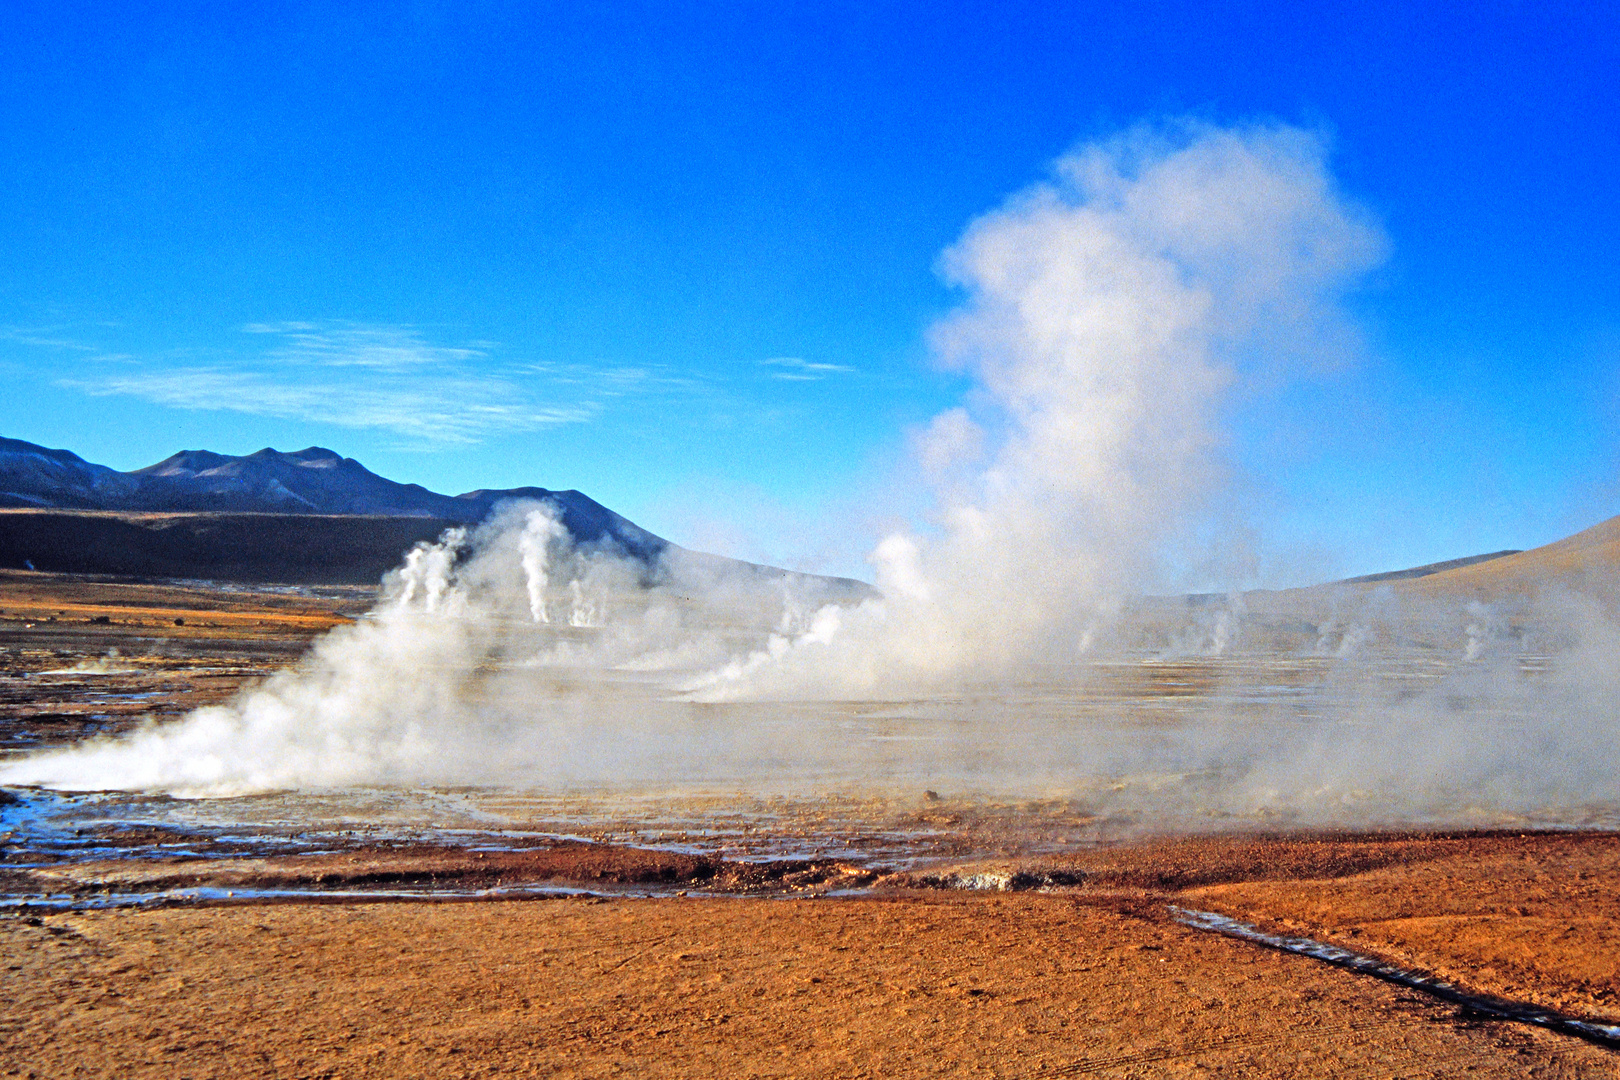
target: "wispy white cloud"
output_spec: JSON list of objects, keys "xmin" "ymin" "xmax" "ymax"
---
[
  {"xmin": 513, "ymin": 361, "xmax": 707, "ymax": 397},
  {"xmin": 49, "ymin": 321, "xmax": 680, "ymax": 446},
  {"xmin": 240, "ymin": 321, "xmax": 318, "ymax": 334},
  {"xmin": 66, "ymin": 367, "xmax": 596, "ymax": 444},
  {"xmin": 243, "ymin": 322, "xmax": 485, "ymax": 370},
  {"xmin": 0, "ymin": 325, "xmax": 100, "ymax": 352},
  {"xmin": 760, "ymin": 356, "xmax": 856, "ymax": 381}
]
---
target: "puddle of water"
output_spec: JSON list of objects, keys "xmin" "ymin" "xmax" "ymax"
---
[
  {"xmin": 0, "ymin": 882, "xmax": 644, "ymax": 912},
  {"xmin": 1170, "ymin": 906, "xmax": 1620, "ymax": 1050},
  {"xmin": 0, "ymin": 785, "xmax": 1053, "ymax": 872}
]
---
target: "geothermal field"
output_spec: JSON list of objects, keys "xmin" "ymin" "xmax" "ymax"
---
[
  {"xmin": 3, "ymin": 129, "xmax": 1618, "ymax": 1076},
  {"xmin": 2, "ymin": 505, "xmax": 1618, "ymax": 1077}
]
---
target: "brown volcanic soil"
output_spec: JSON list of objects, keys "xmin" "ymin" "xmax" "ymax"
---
[
  {"xmin": 3, "ymin": 831, "xmax": 1618, "ymax": 1077},
  {"xmin": 3, "ymin": 572, "xmax": 1619, "ymax": 1075},
  {"xmin": 23, "ymin": 840, "xmax": 888, "ymax": 897},
  {"xmin": 5, "ymin": 889, "xmax": 1617, "ymax": 1079},
  {"xmin": 0, "ymin": 569, "xmax": 368, "ymax": 754},
  {"xmin": 0, "ymin": 509, "xmax": 455, "ymax": 584}
]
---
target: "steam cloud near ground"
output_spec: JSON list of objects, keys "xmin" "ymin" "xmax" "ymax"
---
[{"xmin": 4, "ymin": 121, "xmax": 1616, "ymax": 826}]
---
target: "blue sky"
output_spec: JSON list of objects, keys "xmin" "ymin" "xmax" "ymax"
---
[{"xmin": 3, "ymin": 1, "xmax": 1616, "ymax": 583}]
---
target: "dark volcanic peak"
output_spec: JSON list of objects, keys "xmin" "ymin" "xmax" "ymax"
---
[
  {"xmin": 453, "ymin": 487, "xmax": 666, "ymax": 561},
  {"xmin": 134, "ymin": 448, "xmax": 250, "ymax": 477},
  {"xmin": 129, "ymin": 445, "xmax": 457, "ymax": 519},
  {"xmin": 0, "ymin": 437, "xmax": 668, "ymax": 558},
  {"xmin": 136, "ymin": 446, "xmax": 351, "ymax": 481},
  {"xmin": 0, "ymin": 436, "xmax": 139, "ymax": 509}
]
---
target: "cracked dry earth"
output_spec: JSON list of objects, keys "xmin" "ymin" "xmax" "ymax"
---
[{"xmin": 3, "ymin": 888, "xmax": 1617, "ymax": 1079}]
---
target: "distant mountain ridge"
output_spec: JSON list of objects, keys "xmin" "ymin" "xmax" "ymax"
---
[{"xmin": 0, "ymin": 437, "xmax": 665, "ymax": 560}]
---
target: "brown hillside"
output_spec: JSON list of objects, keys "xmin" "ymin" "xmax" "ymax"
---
[
  {"xmin": 0, "ymin": 509, "xmax": 457, "ymax": 584},
  {"xmin": 1396, "ymin": 514, "xmax": 1620, "ymax": 600}
]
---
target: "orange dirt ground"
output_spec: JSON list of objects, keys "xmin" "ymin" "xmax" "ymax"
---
[
  {"xmin": 3, "ymin": 885, "xmax": 1616, "ymax": 1079},
  {"xmin": 1183, "ymin": 831, "xmax": 1620, "ymax": 1026},
  {"xmin": 0, "ymin": 569, "xmax": 369, "ymax": 750},
  {"xmin": 2, "ymin": 571, "xmax": 1618, "ymax": 1076},
  {"xmin": 0, "ymin": 568, "xmax": 366, "ymax": 652}
]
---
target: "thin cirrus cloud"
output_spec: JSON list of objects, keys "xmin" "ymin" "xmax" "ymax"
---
[
  {"xmin": 760, "ymin": 357, "xmax": 856, "ymax": 381},
  {"xmin": 54, "ymin": 323, "xmax": 656, "ymax": 445},
  {"xmin": 77, "ymin": 367, "xmax": 595, "ymax": 444},
  {"xmin": 240, "ymin": 321, "xmax": 486, "ymax": 370},
  {"xmin": 0, "ymin": 325, "xmax": 101, "ymax": 352}
]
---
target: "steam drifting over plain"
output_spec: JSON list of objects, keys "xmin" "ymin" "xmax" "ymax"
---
[{"xmin": 4, "ymin": 121, "xmax": 1616, "ymax": 830}]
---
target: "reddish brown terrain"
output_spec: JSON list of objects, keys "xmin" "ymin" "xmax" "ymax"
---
[
  {"xmin": 2, "ymin": 568, "xmax": 1618, "ymax": 1076},
  {"xmin": 5, "ymin": 872, "xmax": 1618, "ymax": 1079},
  {"xmin": 0, "ymin": 568, "xmax": 368, "ymax": 754}
]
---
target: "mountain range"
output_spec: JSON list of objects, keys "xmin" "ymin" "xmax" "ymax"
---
[
  {"xmin": 0, "ymin": 437, "xmax": 664, "ymax": 560},
  {"xmin": 0, "ymin": 437, "xmax": 878, "ymax": 591},
  {"xmin": 5, "ymin": 436, "xmax": 1614, "ymax": 598}
]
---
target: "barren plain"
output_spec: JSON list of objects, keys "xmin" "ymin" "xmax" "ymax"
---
[{"xmin": 2, "ymin": 567, "xmax": 1618, "ymax": 1077}]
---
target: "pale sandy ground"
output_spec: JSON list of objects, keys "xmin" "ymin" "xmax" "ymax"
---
[{"xmin": 1394, "ymin": 515, "xmax": 1620, "ymax": 601}]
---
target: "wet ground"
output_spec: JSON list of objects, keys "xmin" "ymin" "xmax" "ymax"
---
[
  {"xmin": 2, "ymin": 569, "xmax": 1617, "ymax": 1075},
  {"xmin": 6, "ymin": 866, "xmax": 1619, "ymax": 1079},
  {"xmin": 0, "ymin": 569, "xmax": 367, "ymax": 757}
]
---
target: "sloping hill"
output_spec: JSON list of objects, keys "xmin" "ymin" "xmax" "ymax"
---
[
  {"xmin": 1337, "ymin": 549, "xmax": 1521, "ymax": 584},
  {"xmin": 1395, "ymin": 515, "xmax": 1620, "ymax": 599},
  {"xmin": 0, "ymin": 510, "xmax": 457, "ymax": 585},
  {"xmin": 0, "ymin": 437, "xmax": 140, "ymax": 508}
]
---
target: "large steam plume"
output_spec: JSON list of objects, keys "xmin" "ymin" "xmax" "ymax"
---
[
  {"xmin": 686, "ymin": 122, "xmax": 1383, "ymax": 698},
  {"xmin": 4, "ymin": 121, "xmax": 1615, "ymax": 826}
]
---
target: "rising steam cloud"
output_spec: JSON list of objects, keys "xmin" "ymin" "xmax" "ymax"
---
[
  {"xmin": 4, "ymin": 121, "xmax": 1616, "ymax": 825},
  {"xmin": 692, "ymin": 121, "xmax": 1383, "ymax": 697}
]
